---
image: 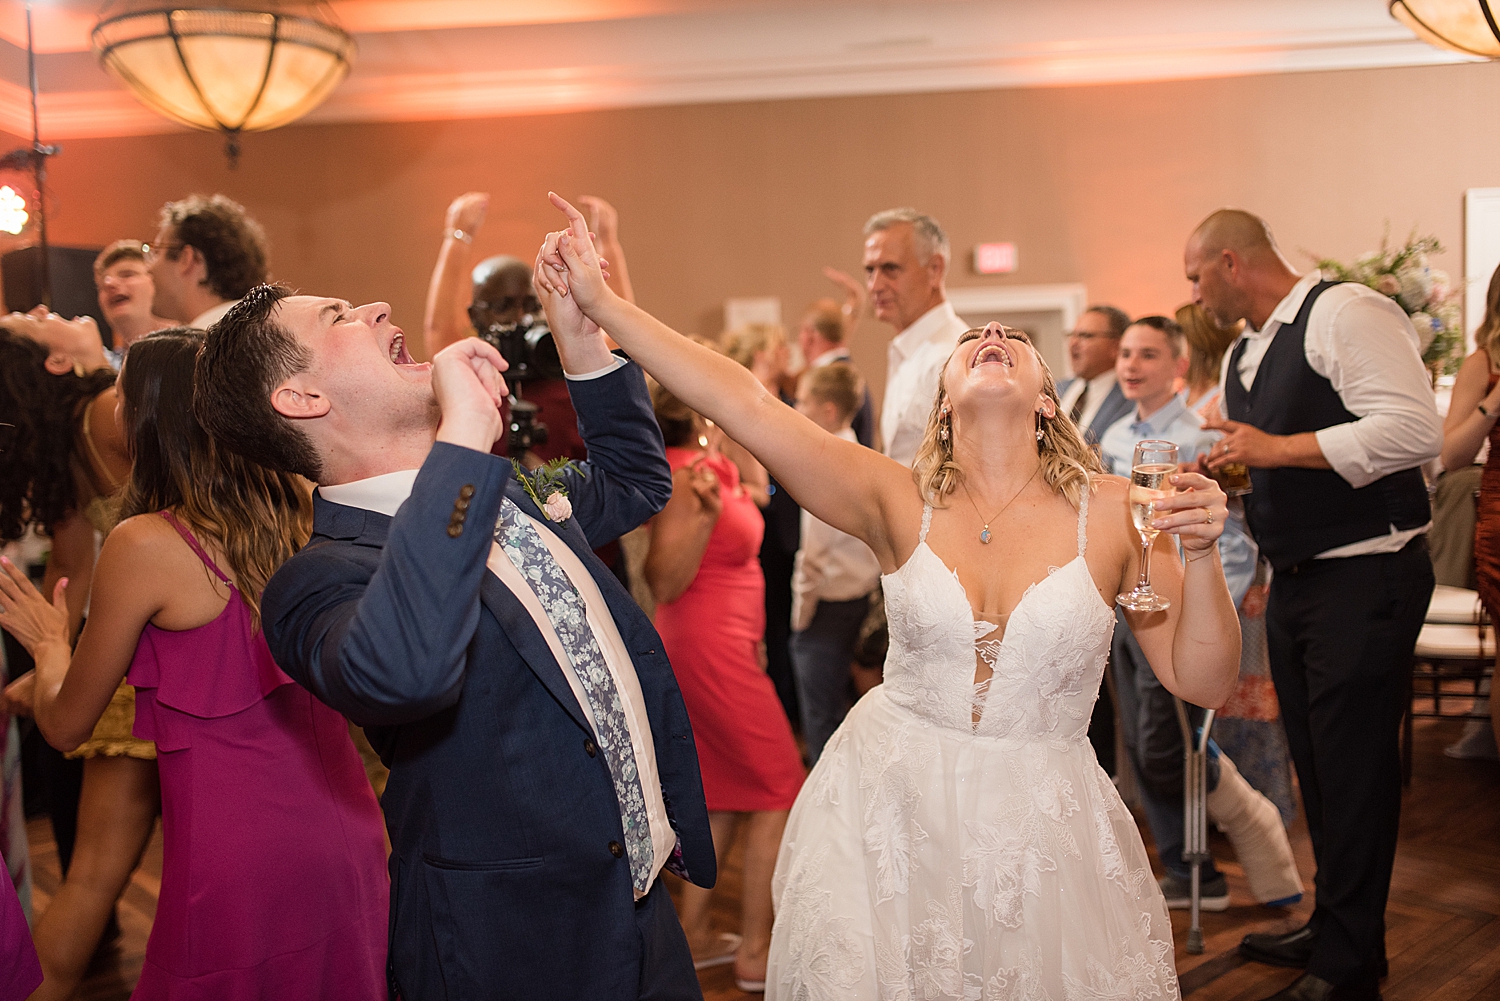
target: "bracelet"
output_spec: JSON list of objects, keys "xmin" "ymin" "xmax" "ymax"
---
[
  {"xmin": 447, "ymin": 228, "xmax": 473, "ymax": 245},
  {"xmin": 1183, "ymin": 545, "xmax": 1218, "ymax": 563},
  {"xmin": 1480, "ymin": 402, "xmax": 1496, "ymax": 420}
]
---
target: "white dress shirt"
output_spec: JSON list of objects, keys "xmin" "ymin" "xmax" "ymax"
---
[
  {"xmin": 811, "ymin": 346, "xmax": 852, "ymax": 368},
  {"xmin": 319, "ymin": 464, "xmax": 676, "ymax": 896},
  {"xmin": 790, "ymin": 427, "xmax": 882, "ymax": 631},
  {"xmin": 1218, "ymin": 271, "xmax": 1443, "ymax": 558},
  {"xmin": 881, "ymin": 301, "xmax": 970, "ymax": 467},
  {"xmin": 1058, "ymin": 370, "xmax": 1119, "ymax": 434},
  {"xmin": 189, "ymin": 299, "xmax": 236, "ymax": 330}
]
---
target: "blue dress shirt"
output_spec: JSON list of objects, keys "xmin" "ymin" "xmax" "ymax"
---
[{"xmin": 1101, "ymin": 395, "xmax": 1258, "ymax": 604}]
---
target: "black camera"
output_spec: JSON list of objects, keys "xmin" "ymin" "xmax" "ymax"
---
[
  {"xmin": 470, "ymin": 301, "xmax": 561, "ymax": 455},
  {"xmin": 471, "ymin": 306, "xmax": 564, "ymax": 384}
]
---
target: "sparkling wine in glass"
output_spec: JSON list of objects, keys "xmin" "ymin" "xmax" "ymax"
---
[{"xmin": 1118, "ymin": 439, "xmax": 1178, "ymax": 612}]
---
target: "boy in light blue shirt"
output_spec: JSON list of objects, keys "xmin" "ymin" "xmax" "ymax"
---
[{"xmin": 1101, "ymin": 315, "xmax": 1301, "ymax": 911}]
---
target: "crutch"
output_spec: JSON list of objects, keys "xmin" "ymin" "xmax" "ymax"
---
[{"xmin": 1174, "ymin": 699, "xmax": 1216, "ymax": 954}]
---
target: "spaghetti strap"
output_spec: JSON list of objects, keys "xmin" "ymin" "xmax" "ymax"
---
[
  {"xmin": 919, "ymin": 504, "xmax": 933, "ymax": 544},
  {"xmin": 1076, "ymin": 476, "xmax": 1090, "ymax": 558},
  {"xmin": 158, "ymin": 511, "xmax": 232, "ymax": 584}
]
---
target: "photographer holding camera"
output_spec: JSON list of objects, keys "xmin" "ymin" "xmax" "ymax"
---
[{"xmin": 422, "ymin": 192, "xmax": 636, "ymax": 463}]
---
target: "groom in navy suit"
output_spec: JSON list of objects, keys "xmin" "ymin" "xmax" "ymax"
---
[{"xmin": 195, "ymin": 279, "xmax": 714, "ymax": 1000}]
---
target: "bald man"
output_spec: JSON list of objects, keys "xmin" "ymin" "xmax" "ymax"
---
[{"xmin": 1187, "ymin": 210, "xmax": 1440, "ymax": 1001}]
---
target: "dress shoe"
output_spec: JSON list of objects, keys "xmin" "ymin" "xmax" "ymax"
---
[
  {"xmin": 1241, "ymin": 922, "xmax": 1316, "ymax": 968},
  {"xmin": 1255, "ymin": 973, "xmax": 1381, "ymax": 1001}
]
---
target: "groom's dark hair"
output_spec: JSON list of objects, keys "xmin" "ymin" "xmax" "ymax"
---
[{"xmin": 194, "ymin": 283, "xmax": 324, "ymax": 482}]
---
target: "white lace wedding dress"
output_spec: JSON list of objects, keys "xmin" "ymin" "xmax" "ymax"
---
[{"xmin": 767, "ymin": 486, "xmax": 1180, "ymax": 1001}]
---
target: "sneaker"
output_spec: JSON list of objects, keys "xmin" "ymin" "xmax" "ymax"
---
[{"xmin": 1158, "ymin": 872, "xmax": 1230, "ymax": 911}]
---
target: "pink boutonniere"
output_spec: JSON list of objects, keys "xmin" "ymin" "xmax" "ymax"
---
[{"xmin": 512, "ymin": 457, "xmax": 585, "ymax": 523}]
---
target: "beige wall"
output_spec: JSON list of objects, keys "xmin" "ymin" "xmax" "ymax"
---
[{"xmin": 12, "ymin": 59, "xmax": 1500, "ymax": 403}]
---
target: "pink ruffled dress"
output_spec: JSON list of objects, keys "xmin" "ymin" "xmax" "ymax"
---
[{"xmin": 128, "ymin": 512, "xmax": 388, "ymax": 1000}]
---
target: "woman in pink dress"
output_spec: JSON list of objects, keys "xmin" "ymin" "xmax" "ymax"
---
[
  {"xmin": 0, "ymin": 329, "xmax": 387, "ymax": 1000},
  {"xmin": 646, "ymin": 381, "xmax": 805, "ymax": 992}
]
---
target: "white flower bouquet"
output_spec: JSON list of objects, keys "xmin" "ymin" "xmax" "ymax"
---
[{"xmin": 1314, "ymin": 231, "xmax": 1464, "ymax": 376}]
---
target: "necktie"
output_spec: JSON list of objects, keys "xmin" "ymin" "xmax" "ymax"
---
[
  {"xmin": 1069, "ymin": 383, "xmax": 1089, "ymax": 424},
  {"xmin": 494, "ymin": 498, "xmax": 654, "ymax": 892}
]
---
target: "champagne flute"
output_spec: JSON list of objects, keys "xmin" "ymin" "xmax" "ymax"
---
[{"xmin": 1117, "ymin": 439, "xmax": 1178, "ymax": 612}]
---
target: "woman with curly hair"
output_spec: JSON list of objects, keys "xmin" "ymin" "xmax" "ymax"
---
[
  {"xmin": 0, "ymin": 311, "xmax": 157, "ymax": 1001},
  {"xmin": 0, "ymin": 329, "xmax": 388, "ymax": 999}
]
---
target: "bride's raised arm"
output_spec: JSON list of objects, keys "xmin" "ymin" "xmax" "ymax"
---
[{"xmin": 537, "ymin": 192, "xmax": 915, "ymax": 570}]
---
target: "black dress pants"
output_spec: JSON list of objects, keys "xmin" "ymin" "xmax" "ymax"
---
[{"xmin": 1265, "ymin": 536, "xmax": 1432, "ymax": 986}]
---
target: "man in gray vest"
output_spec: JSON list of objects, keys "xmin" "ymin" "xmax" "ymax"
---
[{"xmin": 1187, "ymin": 209, "xmax": 1440, "ymax": 1001}]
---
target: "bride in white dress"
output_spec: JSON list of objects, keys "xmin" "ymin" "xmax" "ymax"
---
[{"xmin": 534, "ymin": 195, "xmax": 1241, "ymax": 1001}]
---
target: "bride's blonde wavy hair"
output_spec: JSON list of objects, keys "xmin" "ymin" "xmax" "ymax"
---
[{"xmin": 911, "ymin": 327, "xmax": 1103, "ymax": 508}]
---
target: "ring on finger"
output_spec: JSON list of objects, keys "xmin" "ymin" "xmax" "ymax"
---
[{"xmin": 1205, "ymin": 509, "xmax": 1213, "ymax": 525}]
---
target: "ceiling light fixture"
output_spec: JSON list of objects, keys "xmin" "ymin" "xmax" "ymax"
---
[
  {"xmin": 92, "ymin": 2, "xmax": 355, "ymax": 167},
  {"xmin": 1390, "ymin": 0, "xmax": 1500, "ymax": 57}
]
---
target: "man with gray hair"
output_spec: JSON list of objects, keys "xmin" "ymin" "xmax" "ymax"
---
[{"xmin": 861, "ymin": 208, "xmax": 969, "ymax": 466}]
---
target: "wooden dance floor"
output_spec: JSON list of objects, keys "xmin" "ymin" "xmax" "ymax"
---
[{"xmin": 26, "ymin": 716, "xmax": 1500, "ymax": 1000}]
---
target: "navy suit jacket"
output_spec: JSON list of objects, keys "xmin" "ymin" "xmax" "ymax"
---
[
  {"xmin": 1057, "ymin": 375, "xmax": 1132, "ymax": 446},
  {"xmin": 261, "ymin": 363, "xmax": 714, "ymax": 1001}
]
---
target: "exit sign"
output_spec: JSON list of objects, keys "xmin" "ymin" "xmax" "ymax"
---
[{"xmin": 973, "ymin": 242, "xmax": 1017, "ymax": 274}]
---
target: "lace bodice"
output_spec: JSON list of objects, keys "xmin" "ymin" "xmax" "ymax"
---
[{"xmin": 880, "ymin": 482, "xmax": 1115, "ymax": 741}]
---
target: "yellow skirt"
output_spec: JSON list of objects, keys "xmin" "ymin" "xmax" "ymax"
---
[{"xmin": 66, "ymin": 681, "xmax": 156, "ymax": 760}]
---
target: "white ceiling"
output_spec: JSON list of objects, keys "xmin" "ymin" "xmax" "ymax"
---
[{"xmin": 0, "ymin": 0, "xmax": 1479, "ymax": 139}]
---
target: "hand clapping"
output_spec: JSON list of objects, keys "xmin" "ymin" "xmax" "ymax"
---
[{"xmin": 0, "ymin": 556, "xmax": 70, "ymax": 657}]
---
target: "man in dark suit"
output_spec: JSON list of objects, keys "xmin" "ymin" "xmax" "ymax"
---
[
  {"xmin": 195, "ymin": 281, "xmax": 714, "ymax": 1000},
  {"xmin": 1055, "ymin": 304, "xmax": 1133, "ymax": 445}
]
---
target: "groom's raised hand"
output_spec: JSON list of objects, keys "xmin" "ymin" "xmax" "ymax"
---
[{"xmin": 432, "ymin": 337, "xmax": 508, "ymax": 453}]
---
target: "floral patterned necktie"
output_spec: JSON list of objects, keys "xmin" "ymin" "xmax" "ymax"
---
[{"xmin": 494, "ymin": 498, "xmax": 654, "ymax": 892}]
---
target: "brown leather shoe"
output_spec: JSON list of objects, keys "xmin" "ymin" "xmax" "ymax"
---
[{"xmin": 1256, "ymin": 973, "xmax": 1382, "ymax": 1001}]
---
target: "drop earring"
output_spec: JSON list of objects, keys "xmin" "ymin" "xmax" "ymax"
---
[
  {"xmin": 939, "ymin": 409, "xmax": 951, "ymax": 442},
  {"xmin": 1036, "ymin": 413, "xmax": 1045, "ymax": 442}
]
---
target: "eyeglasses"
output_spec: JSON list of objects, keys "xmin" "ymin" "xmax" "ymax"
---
[{"xmin": 141, "ymin": 242, "xmax": 181, "ymax": 266}]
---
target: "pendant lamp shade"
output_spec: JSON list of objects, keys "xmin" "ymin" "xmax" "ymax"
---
[
  {"xmin": 1390, "ymin": 0, "xmax": 1500, "ymax": 57},
  {"xmin": 92, "ymin": 5, "xmax": 354, "ymax": 157}
]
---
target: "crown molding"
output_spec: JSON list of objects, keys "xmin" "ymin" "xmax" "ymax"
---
[
  {"xmin": 0, "ymin": 22, "xmax": 1479, "ymax": 141},
  {"xmin": 0, "ymin": 1, "xmax": 784, "ymax": 53}
]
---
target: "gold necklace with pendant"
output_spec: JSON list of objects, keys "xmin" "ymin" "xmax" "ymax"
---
[{"xmin": 960, "ymin": 463, "xmax": 1041, "ymax": 544}]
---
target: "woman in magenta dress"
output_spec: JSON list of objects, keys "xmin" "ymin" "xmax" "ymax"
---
[
  {"xmin": 0, "ymin": 329, "xmax": 387, "ymax": 1000},
  {"xmin": 646, "ymin": 381, "xmax": 805, "ymax": 991}
]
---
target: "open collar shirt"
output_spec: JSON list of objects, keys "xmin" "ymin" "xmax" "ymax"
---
[
  {"xmin": 881, "ymin": 300, "xmax": 969, "ymax": 467},
  {"xmin": 1216, "ymin": 271, "xmax": 1442, "ymax": 558}
]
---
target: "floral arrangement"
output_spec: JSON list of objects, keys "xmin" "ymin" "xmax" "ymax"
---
[
  {"xmin": 1314, "ymin": 231, "xmax": 1464, "ymax": 376},
  {"xmin": 512, "ymin": 457, "xmax": 583, "ymax": 522}
]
